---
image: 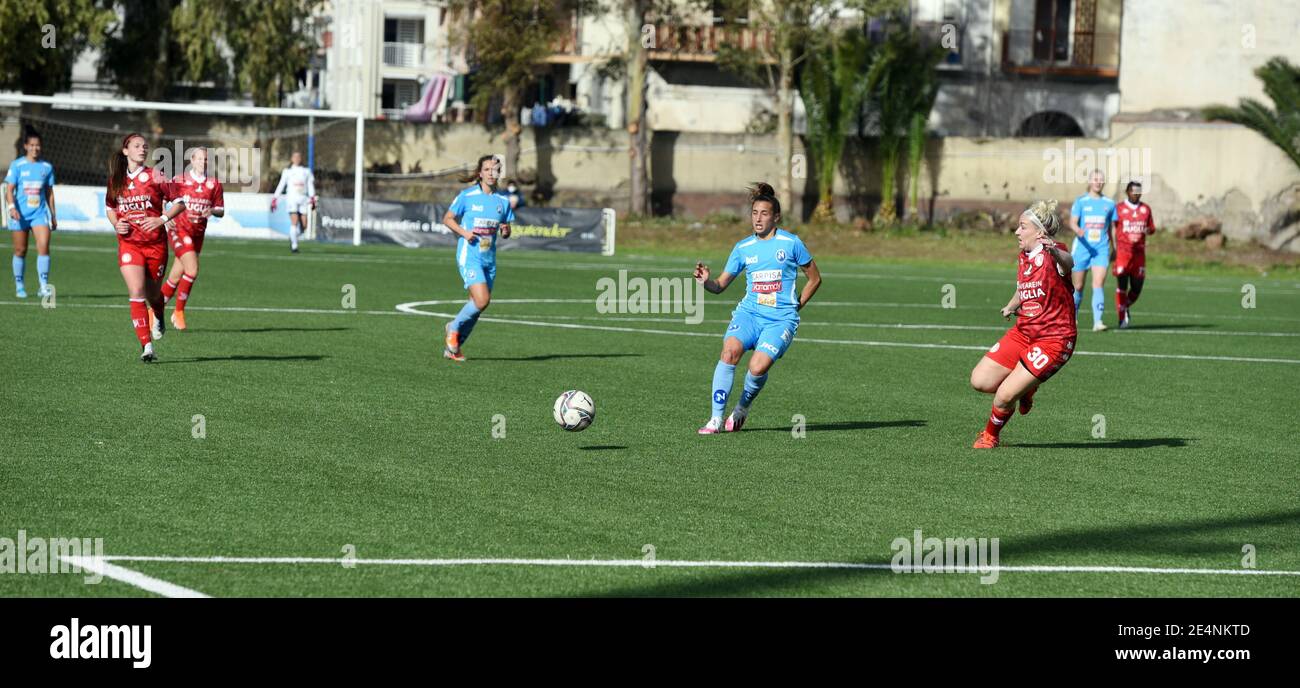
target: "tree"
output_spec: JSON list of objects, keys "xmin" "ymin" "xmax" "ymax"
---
[
  {"xmin": 864, "ymin": 26, "xmax": 943, "ymax": 224},
  {"xmin": 800, "ymin": 27, "xmax": 872, "ymax": 222},
  {"xmin": 0, "ymin": 0, "xmax": 114, "ymax": 140},
  {"xmin": 717, "ymin": 0, "xmax": 903, "ymax": 217},
  {"xmin": 625, "ymin": 0, "xmax": 650, "ymax": 216},
  {"xmin": 449, "ymin": 0, "xmax": 591, "ymax": 185},
  {"xmin": 1204, "ymin": 57, "xmax": 1300, "ymax": 171}
]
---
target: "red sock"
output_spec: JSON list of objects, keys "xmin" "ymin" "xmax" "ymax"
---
[
  {"xmin": 161, "ymin": 279, "xmax": 178, "ymax": 303},
  {"xmin": 175, "ymin": 273, "xmax": 196, "ymax": 313},
  {"xmin": 130, "ymin": 299, "xmax": 151, "ymax": 346},
  {"xmin": 984, "ymin": 405, "xmax": 1014, "ymax": 438},
  {"xmin": 1115, "ymin": 289, "xmax": 1127, "ymax": 316}
]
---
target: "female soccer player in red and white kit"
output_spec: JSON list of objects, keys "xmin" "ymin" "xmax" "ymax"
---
[
  {"xmin": 105, "ymin": 133, "xmax": 186, "ymax": 362},
  {"xmin": 161, "ymin": 147, "xmax": 224, "ymax": 330},
  {"xmin": 969, "ymin": 199, "xmax": 1077, "ymax": 448},
  {"xmin": 1113, "ymin": 179, "xmax": 1155, "ymax": 328}
]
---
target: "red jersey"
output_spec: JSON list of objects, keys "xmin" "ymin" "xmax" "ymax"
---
[
  {"xmin": 1015, "ymin": 242, "xmax": 1077, "ymax": 340},
  {"xmin": 1114, "ymin": 200, "xmax": 1155, "ymax": 259},
  {"xmin": 105, "ymin": 167, "xmax": 184, "ymax": 244},
  {"xmin": 170, "ymin": 171, "xmax": 225, "ymax": 233}
]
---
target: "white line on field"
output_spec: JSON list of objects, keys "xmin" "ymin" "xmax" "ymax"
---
[
  {"xmin": 58, "ymin": 555, "xmax": 209, "ymax": 598},
  {"xmin": 395, "ymin": 301, "xmax": 1300, "ymax": 364},
  {"xmin": 97, "ymin": 555, "xmax": 1300, "ymax": 578}
]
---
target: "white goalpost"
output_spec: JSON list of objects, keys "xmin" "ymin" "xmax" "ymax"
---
[{"xmin": 0, "ymin": 94, "xmax": 368, "ymax": 246}]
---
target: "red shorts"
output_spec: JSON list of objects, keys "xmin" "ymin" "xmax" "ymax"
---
[
  {"xmin": 118, "ymin": 239, "xmax": 168, "ymax": 281},
  {"xmin": 1113, "ymin": 251, "xmax": 1145, "ymax": 278},
  {"xmin": 170, "ymin": 226, "xmax": 205, "ymax": 258},
  {"xmin": 985, "ymin": 327, "xmax": 1075, "ymax": 381}
]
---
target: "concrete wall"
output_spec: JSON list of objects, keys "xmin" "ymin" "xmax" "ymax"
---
[{"xmin": 1120, "ymin": 0, "xmax": 1300, "ymax": 114}]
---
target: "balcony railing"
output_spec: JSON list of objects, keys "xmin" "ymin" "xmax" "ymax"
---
[
  {"xmin": 382, "ymin": 42, "xmax": 426, "ymax": 69},
  {"xmin": 1001, "ymin": 29, "xmax": 1119, "ymax": 79},
  {"xmin": 647, "ymin": 24, "xmax": 775, "ymax": 62}
]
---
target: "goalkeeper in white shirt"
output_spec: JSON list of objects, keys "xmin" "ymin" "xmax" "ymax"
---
[{"xmin": 270, "ymin": 151, "xmax": 316, "ymax": 253}]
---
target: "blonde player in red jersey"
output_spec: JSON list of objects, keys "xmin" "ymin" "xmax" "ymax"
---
[
  {"xmin": 161, "ymin": 148, "xmax": 224, "ymax": 330},
  {"xmin": 105, "ymin": 133, "xmax": 187, "ymax": 362},
  {"xmin": 1113, "ymin": 179, "xmax": 1155, "ymax": 328},
  {"xmin": 969, "ymin": 199, "xmax": 1078, "ymax": 448}
]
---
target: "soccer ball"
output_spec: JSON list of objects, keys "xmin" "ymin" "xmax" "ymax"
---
[{"xmin": 553, "ymin": 390, "xmax": 596, "ymax": 432}]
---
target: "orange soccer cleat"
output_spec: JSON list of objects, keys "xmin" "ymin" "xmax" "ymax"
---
[
  {"xmin": 444, "ymin": 323, "xmax": 460, "ymax": 355},
  {"xmin": 170, "ymin": 309, "xmax": 187, "ymax": 331},
  {"xmin": 973, "ymin": 430, "xmax": 1000, "ymax": 449}
]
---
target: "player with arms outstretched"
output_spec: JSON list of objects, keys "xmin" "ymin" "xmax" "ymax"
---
[
  {"xmin": 270, "ymin": 151, "xmax": 315, "ymax": 253},
  {"xmin": 442, "ymin": 154, "xmax": 513, "ymax": 362},
  {"xmin": 105, "ymin": 133, "xmax": 187, "ymax": 362},
  {"xmin": 1113, "ymin": 179, "xmax": 1155, "ymax": 328},
  {"xmin": 161, "ymin": 147, "xmax": 224, "ymax": 330},
  {"xmin": 5, "ymin": 130, "xmax": 56, "ymax": 298},
  {"xmin": 693, "ymin": 182, "xmax": 822, "ymax": 434},
  {"xmin": 1068, "ymin": 169, "xmax": 1117, "ymax": 331},
  {"xmin": 969, "ymin": 199, "xmax": 1077, "ymax": 448}
]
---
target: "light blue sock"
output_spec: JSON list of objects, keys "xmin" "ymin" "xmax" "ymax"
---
[
  {"xmin": 711, "ymin": 361, "xmax": 736, "ymax": 418},
  {"xmin": 1073, "ymin": 289, "xmax": 1083, "ymax": 312},
  {"xmin": 739, "ymin": 371, "xmax": 769, "ymax": 408},
  {"xmin": 36, "ymin": 255, "xmax": 50, "ymax": 286},
  {"xmin": 449, "ymin": 300, "xmax": 482, "ymax": 344},
  {"xmin": 1092, "ymin": 286, "xmax": 1105, "ymax": 324},
  {"xmin": 12, "ymin": 256, "xmax": 24, "ymax": 286}
]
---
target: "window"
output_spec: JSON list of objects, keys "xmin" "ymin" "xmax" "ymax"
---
[
  {"xmin": 383, "ymin": 18, "xmax": 424, "ymax": 44},
  {"xmin": 1033, "ymin": 0, "xmax": 1071, "ymax": 62}
]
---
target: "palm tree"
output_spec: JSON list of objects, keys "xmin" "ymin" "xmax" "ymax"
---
[
  {"xmin": 1203, "ymin": 57, "xmax": 1300, "ymax": 170},
  {"xmin": 866, "ymin": 28, "xmax": 945, "ymax": 224},
  {"xmin": 801, "ymin": 28, "xmax": 873, "ymax": 222}
]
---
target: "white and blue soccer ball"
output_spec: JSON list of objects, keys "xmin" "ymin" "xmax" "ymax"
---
[{"xmin": 553, "ymin": 390, "xmax": 595, "ymax": 432}]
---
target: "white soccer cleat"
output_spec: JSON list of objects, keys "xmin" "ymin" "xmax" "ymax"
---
[
  {"xmin": 1092, "ymin": 321, "xmax": 1108, "ymax": 332},
  {"xmin": 698, "ymin": 417, "xmax": 723, "ymax": 435},
  {"xmin": 149, "ymin": 309, "xmax": 165, "ymax": 341},
  {"xmin": 140, "ymin": 343, "xmax": 157, "ymax": 363},
  {"xmin": 724, "ymin": 405, "xmax": 749, "ymax": 432},
  {"xmin": 1118, "ymin": 311, "xmax": 1131, "ymax": 329}
]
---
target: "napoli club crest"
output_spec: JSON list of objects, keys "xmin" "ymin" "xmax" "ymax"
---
[{"xmin": 775, "ymin": 249, "xmax": 787, "ymax": 263}]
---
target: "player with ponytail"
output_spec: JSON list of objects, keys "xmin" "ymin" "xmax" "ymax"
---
[
  {"xmin": 441, "ymin": 154, "xmax": 513, "ymax": 361},
  {"xmin": 969, "ymin": 199, "xmax": 1077, "ymax": 448},
  {"xmin": 693, "ymin": 182, "xmax": 822, "ymax": 434}
]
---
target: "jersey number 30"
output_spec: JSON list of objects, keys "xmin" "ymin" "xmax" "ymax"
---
[{"xmin": 1027, "ymin": 346, "xmax": 1050, "ymax": 370}]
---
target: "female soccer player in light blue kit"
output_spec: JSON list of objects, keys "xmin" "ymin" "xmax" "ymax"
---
[
  {"xmin": 693, "ymin": 182, "xmax": 822, "ymax": 434},
  {"xmin": 5, "ymin": 130, "xmax": 56, "ymax": 298},
  {"xmin": 442, "ymin": 154, "xmax": 513, "ymax": 362},
  {"xmin": 1068, "ymin": 169, "xmax": 1117, "ymax": 331}
]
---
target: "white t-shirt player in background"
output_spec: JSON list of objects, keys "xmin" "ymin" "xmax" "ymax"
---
[{"xmin": 270, "ymin": 150, "xmax": 316, "ymax": 254}]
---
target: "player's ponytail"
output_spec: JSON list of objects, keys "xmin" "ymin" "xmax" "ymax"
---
[
  {"xmin": 459, "ymin": 154, "xmax": 499, "ymax": 185},
  {"xmin": 747, "ymin": 181, "xmax": 781, "ymax": 221},
  {"xmin": 1023, "ymin": 199, "xmax": 1061, "ymax": 237},
  {"xmin": 108, "ymin": 132, "xmax": 144, "ymax": 201}
]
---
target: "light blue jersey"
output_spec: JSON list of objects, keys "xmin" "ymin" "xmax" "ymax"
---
[
  {"xmin": 450, "ymin": 184, "xmax": 514, "ymax": 269},
  {"xmin": 1070, "ymin": 193, "xmax": 1116, "ymax": 271},
  {"xmin": 723, "ymin": 228, "xmax": 813, "ymax": 323},
  {"xmin": 5, "ymin": 157, "xmax": 55, "ymax": 229}
]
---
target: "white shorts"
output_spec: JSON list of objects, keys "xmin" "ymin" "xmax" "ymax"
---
[{"xmin": 283, "ymin": 196, "xmax": 311, "ymax": 215}]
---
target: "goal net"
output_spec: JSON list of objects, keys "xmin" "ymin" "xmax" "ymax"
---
[{"xmin": 0, "ymin": 94, "xmax": 365, "ymax": 244}]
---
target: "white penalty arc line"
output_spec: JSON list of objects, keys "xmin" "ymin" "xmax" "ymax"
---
[
  {"xmin": 395, "ymin": 301, "xmax": 1300, "ymax": 364},
  {"xmin": 58, "ymin": 555, "xmax": 209, "ymax": 598},
  {"xmin": 97, "ymin": 555, "xmax": 1300, "ymax": 578}
]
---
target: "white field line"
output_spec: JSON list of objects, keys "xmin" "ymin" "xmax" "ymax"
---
[
  {"xmin": 4, "ymin": 298, "xmax": 1299, "ymax": 359},
  {"xmin": 97, "ymin": 554, "xmax": 1300, "ymax": 578},
  {"xmin": 395, "ymin": 302, "xmax": 1300, "ymax": 364},
  {"xmin": 58, "ymin": 555, "xmax": 209, "ymax": 598}
]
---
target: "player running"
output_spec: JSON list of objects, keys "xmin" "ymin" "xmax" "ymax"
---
[
  {"xmin": 693, "ymin": 182, "xmax": 822, "ymax": 434},
  {"xmin": 105, "ymin": 133, "xmax": 187, "ymax": 363},
  {"xmin": 1113, "ymin": 179, "xmax": 1155, "ymax": 328},
  {"xmin": 270, "ymin": 151, "xmax": 315, "ymax": 253},
  {"xmin": 161, "ymin": 147, "xmax": 224, "ymax": 330},
  {"xmin": 442, "ymin": 154, "xmax": 513, "ymax": 362},
  {"xmin": 969, "ymin": 199, "xmax": 1077, "ymax": 449},
  {"xmin": 5, "ymin": 130, "xmax": 56, "ymax": 298},
  {"xmin": 1068, "ymin": 169, "xmax": 1116, "ymax": 331}
]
